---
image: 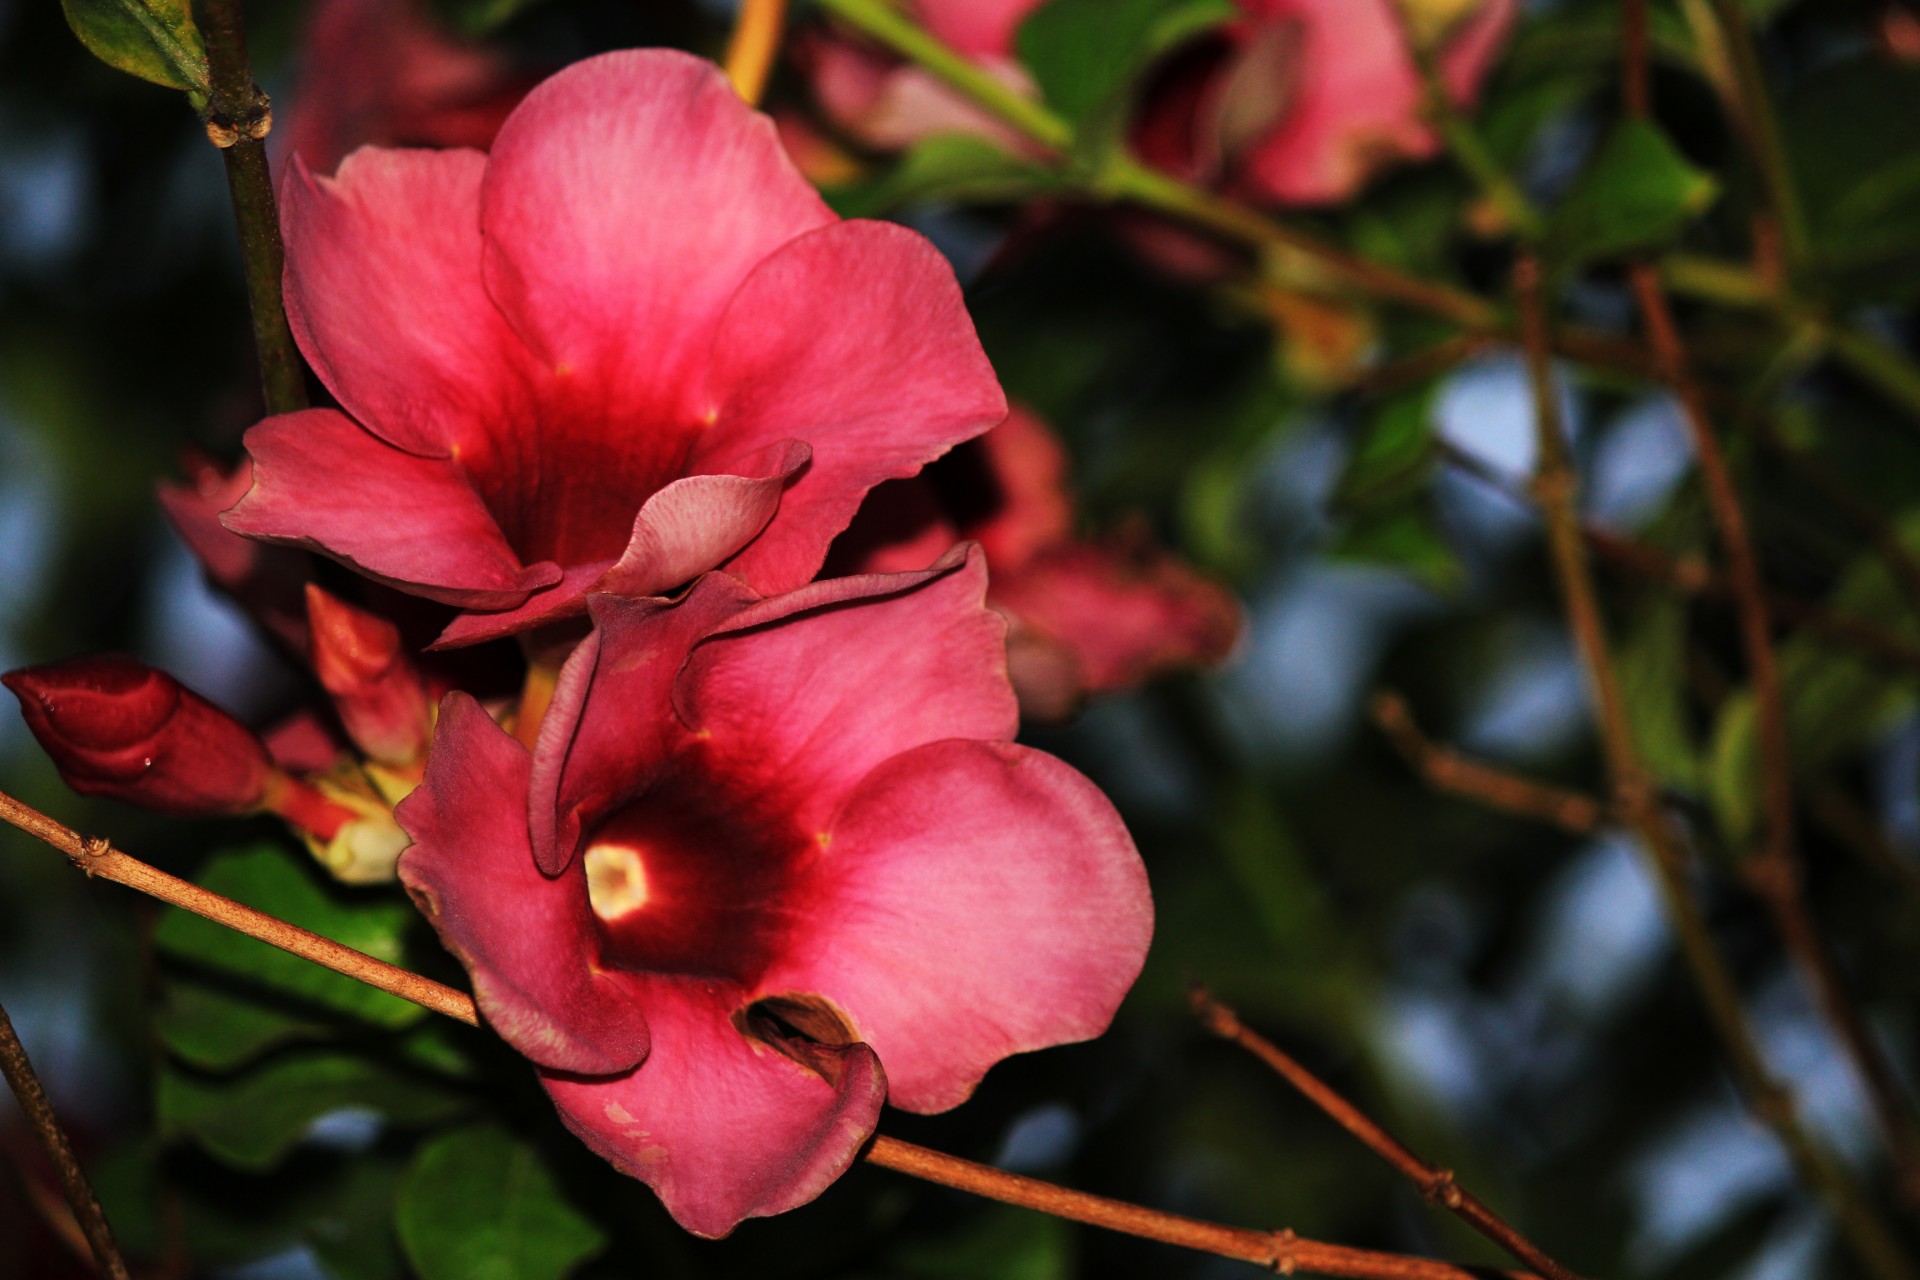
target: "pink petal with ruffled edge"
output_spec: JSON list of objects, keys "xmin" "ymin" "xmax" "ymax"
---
[
  {"xmin": 677, "ymin": 546, "xmax": 1015, "ymax": 833},
  {"xmin": 282, "ymin": 148, "xmax": 537, "ymax": 459},
  {"xmin": 224, "ymin": 410, "xmax": 559, "ymax": 610},
  {"xmin": 542, "ymin": 977, "xmax": 884, "ymax": 1238},
  {"xmin": 395, "ymin": 693, "xmax": 652, "ymax": 1076},
  {"xmin": 700, "ymin": 219, "xmax": 1006, "ymax": 594},
  {"xmin": 598, "ymin": 441, "xmax": 812, "ymax": 597},
  {"xmin": 762, "ymin": 739, "xmax": 1151, "ymax": 1112},
  {"xmin": 479, "ymin": 50, "xmax": 834, "ymax": 420},
  {"xmin": 527, "ymin": 577, "xmax": 763, "ymax": 875}
]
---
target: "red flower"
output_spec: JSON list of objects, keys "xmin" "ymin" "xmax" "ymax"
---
[
  {"xmin": 1135, "ymin": 0, "xmax": 1518, "ymax": 206},
  {"xmin": 305, "ymin": 584, "xmax": 435, "ymax": 767},
  {"xmin": 834, "ymin": 407, "xmax": 1240, "ymax": 719},
  {"xmin": 394, "ymin": 549, "xmax": 1152, "ymax": 1235},
  {"xmin": 276, "ymin": 0, "xmax": 534, "ymax": 176},
  {"xmin": 3, "ymin": 655, "xmax": 274, "ymax": 817},
  {"xmin": 225, "ymin": 50, "xmax": 1006, "ymax": 647}
]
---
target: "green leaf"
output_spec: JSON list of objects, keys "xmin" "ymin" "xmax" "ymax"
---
[
  {"xmin": 1547, "ymin": 119, "xmax": 1720, "ymax": 263},
  {"xmin": 1618, "ymin": 597, "xmax": 1701, "ymax": 793},
  {"xmin": 397, "ymin": 1126, "xmax": 606, "ymax": 1280},
  {"xmin": 159, "ymin": 1053, "xmax": 468, "ymax": 1171},
  {"xmin": 60, "ymin": 0, "xmax": 208, "ymax": 94},
  {"xmin": 1333, "ymin": 391, "xmax": 1438, "ymax": 513},
  {"xmin": 155, "ymin": 844, "xmax": 428, "ymax": 1036},
  {"xmin": 888, "ymin": 1205, "xmax": 1075, "ymax": 1280},
  {"xmin": 1330, "ymin": 500, "xmax": 1462, "ymax": 595},
  {"xmin": 826, "ymin": 134, "xmax": 1060, "ymax": 218},
  {"xmin": 1018, "ymin": 0, "xmax": 1233, "ymax": 154}
]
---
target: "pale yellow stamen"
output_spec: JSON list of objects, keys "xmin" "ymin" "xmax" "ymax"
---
[{"xmin": 584, "ymin": 842, "xmax": 650, "ymax": 920}]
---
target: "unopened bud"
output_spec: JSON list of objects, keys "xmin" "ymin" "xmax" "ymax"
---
[
  {"xmin": 3, "ymin": 655, "xmax": 273, "ymax": 816},
  {"xmin": 306, "ymin": 585, "xmax": 433, "ymax": 766}
]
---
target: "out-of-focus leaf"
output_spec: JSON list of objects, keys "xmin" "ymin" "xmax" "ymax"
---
[
  {"xmin": 159, "ymin": 1052, "xmax": 468, "ymax": 1171},
  {"xmin": 1018, "ymin": 0, "xmax": 1233, "ymax": 154},
  {"xmin": 306, "ymin": 1153, "xmax": 411, "ymax": 1280},
  {"xmin": 156, "ymin": 978, "xmax": 322, "ymax": 1071},
  {"xmin": 1618, "ymin": 597, "xmax": 1700, "ymax": 793},
  {"xmin": 826, "ymin": 134, "xmax": 1060, "ymax": 218},
  {"xmin": 1783, "ymin": 59, "xmax": 1920, "ymax": 298},
  {"xmin": 155, "ymin": 844, "xmax": 428, "ymax": 1034},
  {"xmin": 1333, "ymin": 391, "xmax": 1438, "ymax": 512},
  {"xmin": 397, "ymin": 1126, "xmax": 606, "ymax": 1280},
  {"xmin": 1547, "ymin": 119, "xmax": 1719, "ymax": 262},
  {"xmin": 430, "ymin": 0, "xmax": 550, "ymax": 37},
  {"xmin": 60, "ymin": 0, "xmax": 208, "ymax": 95},
  {"xmin": 1331, "ymin": 501, "xmax": 1463, "ymax": 594},
  {"xmin": 1708, "ymin": 511, "xmax": 1920, "ymax": 847},
  {"xmin": 888, "ymin": 1205, "xmax": 1075, "ymax": 1280}
]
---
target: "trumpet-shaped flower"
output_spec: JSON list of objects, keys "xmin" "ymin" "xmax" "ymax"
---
[
  {"xmin": 226, "ymin": 50, "xmax": 1005, "ymax": 646},
  {"xmin": 395, "ymin": 549, "xmax": 1152, "ymax": 1235}
]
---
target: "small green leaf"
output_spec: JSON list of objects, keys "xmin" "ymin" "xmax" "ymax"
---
[
  {"xmin": 1018, "ymin": 0, "xmax": 1233, "ymax": 152},
  {"xmin": 1548, "ymin": 119, "xmax": 1720, "ymax": 262},
  {"xmin": 1330, "ymin": 500, "xmax": 1462, "ymax": 594},
  {"xmin": 156, "ymin": 844, "xmax": 429, "ymax": 1033},
  {"xmin": 1618, "ymin": 597, "xmax": 1701, "ymax": 793},
  {"xmin": 1333, "ymin": 391, "xmax": 1438, "ymax": 513},
  {"xmin": 826, "ymin": 134, "xmax": 1060, "ymax": 218},
  {"xmin": 159, "ymin": 1053, "xmax": 468, "ymax": 1171},
  {"xmin": 397, "ymin": 1126, "xmax": 607, "ymax": 1280},
  {"xmin": 60, "ymin": 0, "xmax": 208, "ymax": 94}
]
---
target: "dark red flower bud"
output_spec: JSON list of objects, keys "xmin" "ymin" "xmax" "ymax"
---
[
  {"xmin": 306, "ymin": 585, "xmax": 434, "ymax": 766},
  {"xmin": 3, "ymin": 655, "xmax": 274, "ymax": 817}
]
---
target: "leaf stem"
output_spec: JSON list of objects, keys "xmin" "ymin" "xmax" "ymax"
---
[
  {"xmin": 1702, "ymin": 0, "xmax": 1810, "ymax": 274},
  {"xmin": 0, "ymin": 997, "xmax": 132, "ymax": 1280},
  {"xmin": 0, "ymin": 787, "xmax": 1535, "ymax": 1280},
  {"xmin": 724, "ymin": 0, "xmax": 789, "ymax": 107},
  {"xmin": 192, "ymin": 0, "xmax": 307, "ymax": 416}
]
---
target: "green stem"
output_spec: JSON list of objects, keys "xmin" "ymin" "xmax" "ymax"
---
[
  {"xmin": 193, "ymin": 0, "xmax": 308, "ymax": 416},
  {"xmin": 814, "ymin": 0, "xmax": 1501, "ymax": 331},
  {"xmin": 817, "ymin": 0, "xmax": 1071, "ymax": 150},
  {"xmin": 1704, "ymin": 0, "xmax": 1811, "ymax": 275}
]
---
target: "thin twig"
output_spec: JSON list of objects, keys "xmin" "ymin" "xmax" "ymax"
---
[
  {"xmin": 1517, "ymin": 248, "xmax": 1912, "ymax": 1280},
  {"xmin": 723, "ymin": 0, "xmax": 788, "ymax": 106},
  {"xmin": 0, "ymin": 788, "xmax": 1533, "ymax": 1280},
  {"xmin": 193, "ymin": 0, "xmax": 307, "ymax": 416},
  {"xmin": 1702, "ymin": 0, "xmax": 1809, "ymax": 272},
  {"xmin": 0, "ymin": 998, "xmax": 131, "ymax": 1280},
  {"xmin": 1190, "ymin": 988, "xmax": 1583, "ymax": 1280},
  {"xmin": 1368, "ymin": 691, "xmax": 1605, "ymax": 835}
]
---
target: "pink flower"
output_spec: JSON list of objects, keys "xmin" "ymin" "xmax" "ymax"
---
[
  {"xmin": 225, "ymin": 50, "xmax": 1006, "ymax": 647},
  {"xmin": 394, "ymin": 549, "xmax": 1152, "ymax": 1235},
  {"xmin": 1136, "ymin": 0, "xmax": 1519, "ymax": 206},
  {"xmin": 832, "ymin": 408, "xmax": 1240, "ymax": 719},
  {"xmin": 305, "ymin": 584, "xmax": 435, "ymax": 767},
  {"xmin": 802, "ymin": 0, "xmax": 1045, "ymax": 153},
  {"xmin": 276, "ymin": 0, "xmax": 535, "ymax": 176},
  {"xmin": 4, "ymin": 655, "xmax": 276, "ymax": 817}
]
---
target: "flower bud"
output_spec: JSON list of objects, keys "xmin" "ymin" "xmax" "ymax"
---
[
  {"xmin": 3, "ymin": 655, "xmax": 274, "ymax": 816},
  {"xmin": 306, "ymin": 585, "xmax": 433, "ymax": 766}
]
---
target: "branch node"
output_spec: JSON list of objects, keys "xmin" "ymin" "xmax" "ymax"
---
[
  {"xmin": 1423, "ymin": 1169, "xmax": 1463, "ymax": 1209},
  {"xmin": 71, "ymin": 835, "xmax": 111, "ymax": 877},
  {"xmin": 1270, "ymin": 1227, "xmax": 1298, "ymax": 1275},
  {"xmin": 203, "ymin": 89, "xmax": 272, "ymax": 148}
]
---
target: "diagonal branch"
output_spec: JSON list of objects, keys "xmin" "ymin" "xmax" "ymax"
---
[
  {"xmin": 0, "ymin": 788, "xmax": 1533, "ymax": 1280},
  {"xmin": 1191, "ymin": 988, "xmax": 1584, "ymax": 1280},
  {"xmin": 1369, "ymin": 690, "xmax": 1605, "ymax": 835},
  {"xmin": 0, "ymin": 997, "xmax": 131, "ymax": 1280}
]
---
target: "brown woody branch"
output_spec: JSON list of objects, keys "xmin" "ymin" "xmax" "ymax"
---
[
  {"xmin": 0, "ymin": 997, "xmax": 131, "ymax": 1280},
  {"xmin": 0, "ymin": 788, "xmax": 1533, "ymax": 1280},
  {"xmin": 1368, "ymin": 691, "xmax": 1605, "ymax": 835},
  {"xmin": 1191, "ymin": 989, "xmax": 1583, "ymax": 1280}
]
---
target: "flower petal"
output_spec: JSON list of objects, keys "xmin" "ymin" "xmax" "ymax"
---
[
  {"xmin": 764, "ymin": 739, "xmax": 1151, "ymax": 1113},
  {"xmin": 480, "ymin": 49, "xmax": 834, "ymax": 419},
  {"xmin": 395, "ymin": 693, "xmax": 651, "ymax": 1075},
  {"xmin": 676, "ymin": 544, "xmax": 1016, "ymax": 832},
  {"xmin": 540, "ymin": 977, "xmax": 884, "ymax": 1238},
  {"xmin": 527, "ymin": 576, "xmax": 763, "ymax": 875},
  {"xmin": 597, "ymin": 441, "xmax": 811, "ymax": 598},
  {"xmin": 698, "ymin": 219, "xmax": 1007, "ymax": 594},
  {"xmin": 282, "ymin": 148, "xmax": 536, "ymax": 458},
  {"xmin": 225, "ymin": 410, "xmax": 559, "ymax": 609}
]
